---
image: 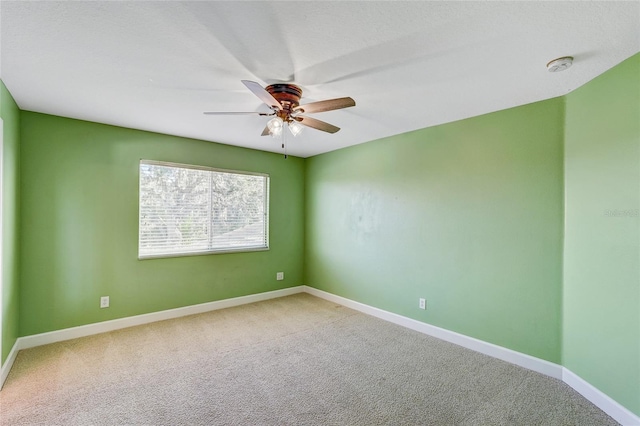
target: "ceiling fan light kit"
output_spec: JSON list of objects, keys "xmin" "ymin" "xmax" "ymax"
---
[
  {"xmin": 267, "ymin": 116, "xmax": 284, "ymax": 137},
  {"xmin": 288, "ymin": 120, "xmax": 304, "ymax": 137}
]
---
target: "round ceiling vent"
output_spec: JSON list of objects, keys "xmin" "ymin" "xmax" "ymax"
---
[{"xmin": 547, "ymin": 56, "xmax": 574, "ymax": 72}]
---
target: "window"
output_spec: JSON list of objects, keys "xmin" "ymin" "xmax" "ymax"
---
[{"xmin": 139, "ymin": 160, "xmax": 269, "ymax": 259}]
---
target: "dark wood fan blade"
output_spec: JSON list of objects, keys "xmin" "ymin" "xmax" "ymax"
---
[
  {"xmin": 294, "ymin": 97, "xmax": 355, "ymax": 114},
  {"xmin": 203, "ymin": 111, "xmax": 265, "ymax": 115},
  {"xmin": 297, "ymin": 116, "xmax": 340, "ymax": 134},
  {"xmin": 241, "ymin": 80, "xmax": 282, "ymax": 110},
  {"xmin": 261, "ymin": 125, "xmax": 271, "ymax": 136}
]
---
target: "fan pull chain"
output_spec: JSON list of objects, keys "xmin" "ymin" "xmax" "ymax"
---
[{"xmin": 282, "ymin": 124, "xmax": 288, "ymax": 159}]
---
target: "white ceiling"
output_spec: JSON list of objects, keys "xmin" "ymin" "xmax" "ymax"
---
[{"xmin": 1, "ymin": 1, "xmax": 639, "ymax": 158}]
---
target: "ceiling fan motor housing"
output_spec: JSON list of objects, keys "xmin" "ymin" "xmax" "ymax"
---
[{"xmin": 266, "ymin": 84, "xmax": 302, "ymax": 119}]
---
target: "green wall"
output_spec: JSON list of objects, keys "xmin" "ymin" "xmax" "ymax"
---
[
  {"xmin": 6, "ymin": 53, "xmax": 639, "ymax": 417},
  {"xmin": 1, "ymin": 80, "xmax": 21, "ymax": 364},
  {"xmin": 563, "ymin": 53, "xmax": 640, "ymax": 415},
  {"xmin": 19, "ymin": 112, "xmax": 304, "ymax": 336},
  {"xmin": 305, "ymin": 98, "xmax": 565, "ymax": 363}
]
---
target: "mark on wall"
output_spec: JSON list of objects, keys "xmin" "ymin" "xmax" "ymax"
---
[{"xmin": 348, "ymin": 188, "xmax": 381, "ymax": 242}]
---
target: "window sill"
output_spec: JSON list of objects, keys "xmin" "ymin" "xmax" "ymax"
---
[{"xmin": 138, "ymin": 246, "xmax": 269, "ymax": 260}]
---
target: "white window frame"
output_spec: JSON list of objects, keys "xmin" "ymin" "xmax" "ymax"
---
[{"xmin": 138, "ymin": 160, "xmax": 269, "ymax": 259}]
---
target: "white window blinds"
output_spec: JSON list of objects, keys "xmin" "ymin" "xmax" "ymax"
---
[{"xmin": 139, "ymin": 160, "xmax": 269, "ymax": 259}]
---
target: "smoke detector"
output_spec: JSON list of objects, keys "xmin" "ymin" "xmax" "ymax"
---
[{"xmin": 547, "ymin": 56, "xmax": 573, "ymax": 72}]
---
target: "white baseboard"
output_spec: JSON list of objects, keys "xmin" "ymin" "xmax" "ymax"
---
[
  {"xmin": 2, "ymin": 284, "xmax": 638, "ymax": 425},
  {"xmin": 303, "ymin": 286, "xmax": 563, "ymax": 379},
  {"xmin": 0, "ymin": 286, "xmax": 304, "ymax": 388},
  {"xmin": 563, "ymin": 368, "xmax": 640, "ymax": 426},
  {"xmin": 18, "ymin": 286, "xmax": 304, "ymax": 350},
  {"xmin": 304, "ymin": 286, "xmax": 639, "ymax": 426},
  {"xmin": 0, "ymin": 340, "xmax": 19, "ymax": 390}
]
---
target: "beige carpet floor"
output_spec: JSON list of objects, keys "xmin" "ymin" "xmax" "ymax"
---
[{"xmin": 0, "ymin": 293, "xmax": 619, "ymax": 425}]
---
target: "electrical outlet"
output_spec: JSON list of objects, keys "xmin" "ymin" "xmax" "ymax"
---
[
  {"xmin": 276, "ymin": 272, "xmax": 284, "ymax": 281},
  {"xmin": 419, "ymin": 298, "xmax": 426, "ymax": 310},
  {"xmin": 100, "ymin": 296, "xmax": 110, "ymax": 308}
]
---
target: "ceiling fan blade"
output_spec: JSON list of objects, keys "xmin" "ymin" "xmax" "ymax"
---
[
  {"xmin": 261, "ymin": 125, "xmax": 271, "ymax": 136},
  {"xmin": 241, "ymin": 80, "xmax": 282, "ymax": 110},
  {"xmin": 203, "ymin": 111, "xmax": 267, "ymax": 115},
  {"xmin": 294, "ymin": 97, "xmax": 355, "ymax": 114},
  {"xmin": 297, "ymin": 116, "xmax": 340, "ymax": 134}
]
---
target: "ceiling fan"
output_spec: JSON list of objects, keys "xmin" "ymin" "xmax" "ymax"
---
[{"xmin": 204, "ymin": 80, "xmax": 356, "ymax": 137}]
